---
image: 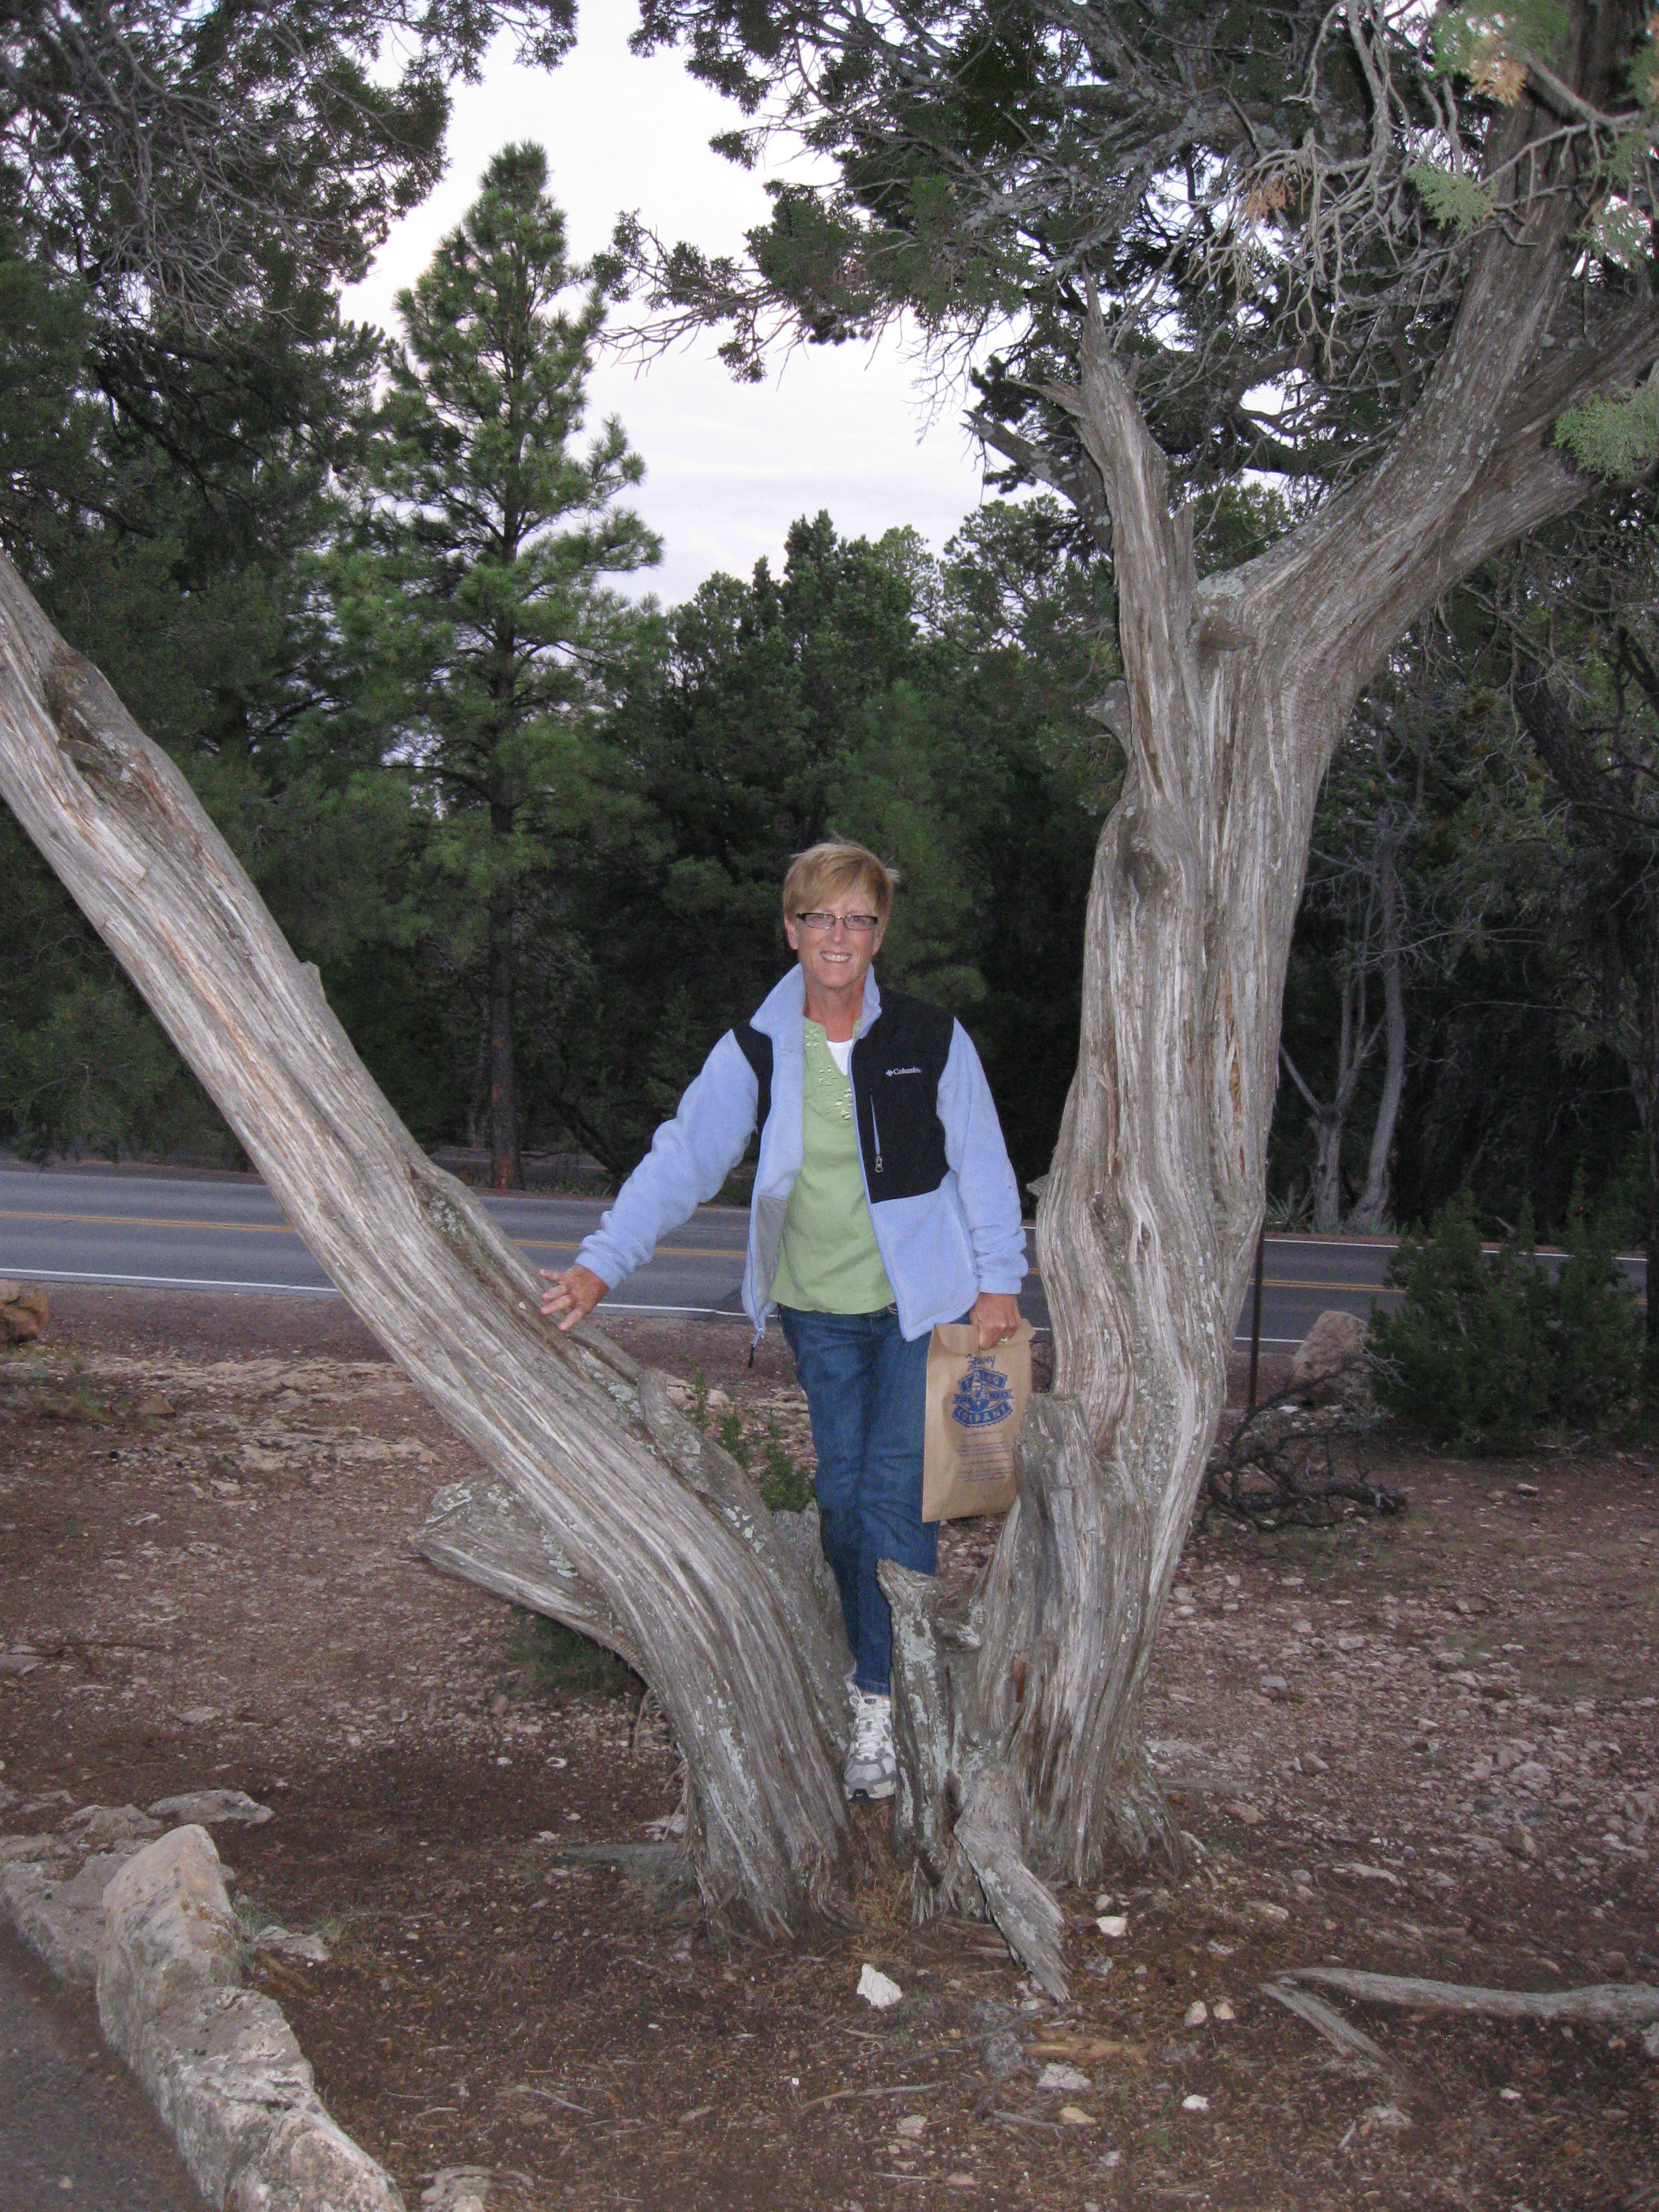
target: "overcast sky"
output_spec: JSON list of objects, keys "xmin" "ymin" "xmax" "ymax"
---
[{"xmin": 341, "ymin": 9, "xmax": 991, "ymax": 605}]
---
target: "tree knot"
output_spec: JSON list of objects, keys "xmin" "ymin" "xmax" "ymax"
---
[{"xmin": 43, "ymin": 646, "xmax": 127, "ymax": 783}]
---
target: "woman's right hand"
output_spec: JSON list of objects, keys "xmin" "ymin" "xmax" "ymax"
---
[{"xmin": 539, "ymin": 1263, "xmax": 609, "ymax": 1333}]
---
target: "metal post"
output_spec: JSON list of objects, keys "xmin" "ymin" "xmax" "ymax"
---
[{"xmin": 1246, "ymin": 1225, "xmax": 1267, "ymax": 1414}]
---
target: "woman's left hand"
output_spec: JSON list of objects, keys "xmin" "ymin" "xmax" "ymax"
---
[{"xmin": 970, "ymin": 1292, "xmax": 1023, "ymax": 1352}]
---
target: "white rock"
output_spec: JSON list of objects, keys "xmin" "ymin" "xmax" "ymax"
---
[
  {"xmin": 1097, "ymin": 1914, "xmax": 1128, "ymax": 1938},
  {"xmin": 1181, "ymin": 2093, "xmax": 1209, "ymax": 2112},
  {"xmin": 1213, "ymin": 2001, "xmax": 1235, "ymax": 2022},
  {"xmin": 149, "ymin": 1790, "xmax": 273, "ymax": 1827},
  {"xmin": 0, "ymin": 1851, "xmax": 136, "ymax": 1983},
  {"xmin": 1037, "ymin": 2062, "xmax": 1092, "ymax": 2092},
  {"xmin": 252, "ymin": 1927, "xmax": 331, "ymax": 1964},
  {"xmin": 893, "ymin": 2114, "xmax": 927, "ymax": 2139},
  {"xmin": 1059, "ymin": 2104, "xmax": 1095, "ymax": 2127},
  {"xmin": 982, "ymin": 2029, "xmax": 1023, "ymax": 2077},
  {"xmin": 857, "ymin": 1963, "xmax": 902, "ymax": 2009},
  {"xmin": 96, "ymin": 1828, "xmax": 404, "ymax": 2211},
  {"xmin": 1184, "ymin": 2001, "xmax": 1208, "ymax": 2028},
  {"xmin": 1288, "ymin": 1309, "xmax": 1368, "ymax": 1403},
  {"xmin": 1363, "ymin": 2103, "xmax": 1411, "ymax": 2133},
  {"xmin": 421, "ymin": 2172, "xmax": 495, "ymax": 2212},
  {"xmin": 1641, "ymin": 2022, "xmax": 1659, "ymax": 2061},
  {"xmin": 0, "ymin": 1832, "xmax": 66, "ymax": 1868},
  {"xmin": 66, "ymin": 1804, "xmax": 163, "ymax": 1849}
]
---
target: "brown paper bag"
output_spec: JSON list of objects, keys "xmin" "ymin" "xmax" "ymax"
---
[{"xmin": 922, "ymin": 1319, "xmax": 1034, "ymax": 1523}]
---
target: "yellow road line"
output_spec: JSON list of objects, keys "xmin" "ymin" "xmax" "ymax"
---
[{"xmin": 0, "ymin": 1208, "xmax": 1420, "ymax": 1287}]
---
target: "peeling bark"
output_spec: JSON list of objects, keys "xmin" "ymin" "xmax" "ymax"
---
[{"xmin": 978, "ymin": 94, "xmax": 1658, "ymax": 1897}]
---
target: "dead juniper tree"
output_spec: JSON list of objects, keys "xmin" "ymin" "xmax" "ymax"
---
[{"xmin": 3, "ymin": 1, "xmax": 1659, "ymax": 1990}]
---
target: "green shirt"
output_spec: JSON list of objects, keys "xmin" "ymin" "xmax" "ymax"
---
[{"xmin": 769, "ymin": 1019, "xmax": 896, "ymax": 1314}]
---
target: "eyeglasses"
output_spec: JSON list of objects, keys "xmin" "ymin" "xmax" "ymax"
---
[{"xmin": 796, "ymin": 910, "xmax": 880, "ymax": 935}]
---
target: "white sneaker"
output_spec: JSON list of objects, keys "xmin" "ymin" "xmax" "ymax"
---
[{"xmin": 844, "ymin": 1689, "xmax": 896, "ymax": 1801}]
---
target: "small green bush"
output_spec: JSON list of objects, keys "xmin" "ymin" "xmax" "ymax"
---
[
  {"xmin": 1370, "ymin": 1187, "xmax": 1641, "ymax": 1452},
  {"xmin": 701, "ymin": 1393, "xmax": 815, "ymax": 1513},
  {"xmin": 508, "ymin": 1610, "xmax": 642, "ymax": 1700}
]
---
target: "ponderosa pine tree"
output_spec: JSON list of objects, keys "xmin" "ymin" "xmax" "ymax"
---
[{"xmin": 335, "ymin": 144, "xmax": 659, "ymax": 1188}]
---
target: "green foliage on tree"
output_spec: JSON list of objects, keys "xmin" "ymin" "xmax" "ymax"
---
[
  {"xmin": 1371, "ymin": 1187, "xmax": 1641, "ymax": 1451},
  {"xmin": 0, "ymin": 205, "xmax": 404, "ymax": 1162},
  {"xmin": 330, "ymin": 143, "xmax": 659, "ymax": 1187},
  {"xmin": 535, "ymin": 499, "xmax": 1112, "ymax": 1191}
]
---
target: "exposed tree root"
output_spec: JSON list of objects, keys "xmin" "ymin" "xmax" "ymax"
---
[
  {"xmin": 1286, "ymin": 1966, "xmax": 1659, "ymax": 2029},
  {"xmin": 1261, "ymin": 1978, "xmax": 1404, "ymax": 2085},
  {"xmin": 954, "ymin": 1762, "xmax": 1068, "ymax": 2002},
  {"xmin": 419, "ymin": 1475, "xmax": 646, "ymax": 1675}
]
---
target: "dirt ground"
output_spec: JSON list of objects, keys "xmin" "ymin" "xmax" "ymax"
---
[{"xmin": 1, "ymin": 1285, "xmax": 1656, "ymax": 2212}]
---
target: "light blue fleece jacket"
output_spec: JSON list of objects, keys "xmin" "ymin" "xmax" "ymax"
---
[{"xmin": 575, "ymin": 968, "xmax": 1027, "ymax": 1340}]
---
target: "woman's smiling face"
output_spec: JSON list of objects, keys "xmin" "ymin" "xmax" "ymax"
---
[{"xmin": 784, "ymin": 901, "xmax": 886, "ymax": 1002}]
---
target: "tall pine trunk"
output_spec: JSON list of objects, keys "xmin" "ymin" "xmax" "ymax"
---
[
  {"xmin": 487, "ymin": 838, "xmax": 521, "ymax": 1192},
  {"xmin": 1348, "ymin": 840, "xmax": 1406, "ymax": 1234}
]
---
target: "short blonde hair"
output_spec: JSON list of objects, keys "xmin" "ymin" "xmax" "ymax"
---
[{"xmin": 782, "ymin": 841, "xmax": 899, "ymax": 927}]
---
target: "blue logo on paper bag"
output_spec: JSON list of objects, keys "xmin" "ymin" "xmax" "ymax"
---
[{"xmin": 950, "ymin": 1356, "xmax": 1015, "ymax": 1430}]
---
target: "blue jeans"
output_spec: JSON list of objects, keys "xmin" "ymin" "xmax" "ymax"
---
[{"xmin": 777, "ymin": 1305, "xmax": 938, "ymax": 1697}]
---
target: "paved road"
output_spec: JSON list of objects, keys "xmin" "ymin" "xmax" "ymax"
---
[
  {"xmin": 0, "ymin": 1160, "xmax": 1448, "ymax": 1345},
  {"xmin": 0, "ymin": 1929, "xmax": 207, "ymax": 2210}
]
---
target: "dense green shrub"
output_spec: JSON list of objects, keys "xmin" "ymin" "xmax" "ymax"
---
[{"xmin": 1370, "ymin": 1187, "xmax": 1641, "ymax": 1451}]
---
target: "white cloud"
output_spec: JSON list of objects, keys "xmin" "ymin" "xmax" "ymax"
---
[{"xmin": 342, "ymin": 9, "xmax": 989, "ymax": 603}]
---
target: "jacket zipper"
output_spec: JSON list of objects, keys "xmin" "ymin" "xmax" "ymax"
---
[{"xmin": 869, "ymin": 1092, "xmax": 883, "ymax": 1175}]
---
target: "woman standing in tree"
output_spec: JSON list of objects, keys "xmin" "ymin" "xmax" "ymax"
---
[{"xmin": 541, "ymin": 841, "xmax": 1027, "ymax": 1800}]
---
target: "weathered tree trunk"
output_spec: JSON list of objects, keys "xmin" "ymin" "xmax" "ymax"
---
[
  {"xmin": 0, "ymin": 549, "xmax": 848, "ymax": 1932},
  {"xmin": 964, "ymin": 85, "xmax": 1651, "ymax": 1895}
]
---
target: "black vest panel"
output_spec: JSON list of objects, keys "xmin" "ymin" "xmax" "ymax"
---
[
  {"xmin": 734, "ymin": 1022, "xmax": 773, "ymax": 1142},
  {"xmin": 849, "ymin": 991, "xmax": 954, "ymax": 1203}
]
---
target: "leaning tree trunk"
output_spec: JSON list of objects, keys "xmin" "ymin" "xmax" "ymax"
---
[{"xmin": 0, "ymin": 550, "xmax": 849, "ymax": 1932}]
